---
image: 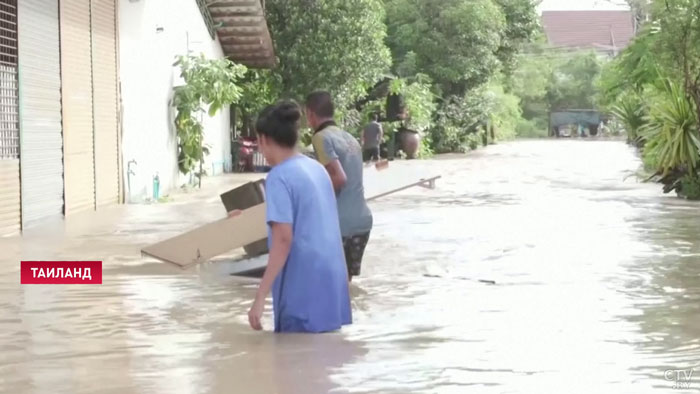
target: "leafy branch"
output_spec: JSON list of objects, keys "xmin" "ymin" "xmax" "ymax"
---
[{"xmin": 172, "ymin": 54, "xmax": 247, "ymax": 176}]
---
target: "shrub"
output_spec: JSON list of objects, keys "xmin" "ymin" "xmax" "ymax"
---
[
  {"xmin": 678, "ymin": 174, "xmax": 700, "ymax": 200},
  {"xmin": 640, "ymin": 79, "xmax": 700, "ymax": 176},
  {"xmin": 516, "ymin": 118, "xmax": 548, "ymax": 138},
  {"xmin": 611, "ymin": 95, "xmax": 646, "ymax": 145}
]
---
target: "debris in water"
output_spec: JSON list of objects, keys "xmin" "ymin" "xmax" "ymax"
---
[{"xmin": 423, "ymin": 274, "xmax": 496, "ymax": 285}]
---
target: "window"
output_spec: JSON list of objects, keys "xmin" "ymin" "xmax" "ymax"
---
[{"xmin": 0, "ymin": 0, "xmax": 18, "ymax": 159}]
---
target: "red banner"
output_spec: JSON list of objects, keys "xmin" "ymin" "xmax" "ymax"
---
[{"xmin": 21, "ymin": 261, "xmax": 102, "ymax": 284}]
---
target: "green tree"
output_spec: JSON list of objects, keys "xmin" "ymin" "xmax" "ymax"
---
[
  {"xmin": 172, "ymin": 55, "xmax": 246, "ymax": 176},
  {"xmin": 235, "ymin": 70, "xmax": 282, "ymax": 137},
  {"xmin": 601, "ymin": 0, "xmax": 700, "ymax": 130},
  {"xmin": 598, "ymin": 0, "xmax": 700, "ymax": 196},
  {"xmin": 265, "ymin": 0, "xmax": 391, "ymax": 113},
  {"xmin": 386, "ymin": 0, "xmax": 538, "ymax": 97},
  {"xmin": 546, "ymin": 51, "xmax": 603, "ymax": 110},
  {"xmin": 510, "ymin": 51, "xmax": 554, "ymax": 120},
  {"xmin": 388, "ymin": 74, "xmax": 437, "ymax": 133},
  {"xmin": 651, "ymin": 0, "xmax": 700, "ymax": 124},
  {"xmin": 429, "ymin": 81, "xmax": 521, "ymax": 152},
  {"xmin": 386, "ymin": 0, "xmax": 506, "ymax": 96},
  {"xmin": 493, "ymin": 0, "xmax": 541, "ymax": 76}
]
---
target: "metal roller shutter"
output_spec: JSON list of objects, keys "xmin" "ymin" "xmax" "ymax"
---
[
  {"xmin": 90, "ymin": 0, "xmax": 118, "ymax": 208},
  {"xmin": 60, "ymin": 0, "xmax": 95, "ymax": 215},
  {"xmin": 0, "ymin": 159, "xmax": 20, "ymax": 235},
  {"xmin": 18, "ymin": 0, "xmax": 64, "ymax": 226},
  {"xmin": 0, "ymin": 0, "xmax": 20, "ymax": 236}
]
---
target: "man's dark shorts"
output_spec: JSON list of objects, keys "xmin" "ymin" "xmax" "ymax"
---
[
  {"xmin": 342, "ymin": 232, "xmax": 370, "ymax": 277},
  {"xmin": 363, "ymin": 147, "xmax": 379, "ymax": 162}
]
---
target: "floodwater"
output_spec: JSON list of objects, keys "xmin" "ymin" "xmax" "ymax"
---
[{"xmin": 1, "ymin": 139, "xmax": 700, "ymax": 394}]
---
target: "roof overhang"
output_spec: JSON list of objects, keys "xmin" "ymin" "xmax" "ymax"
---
[{"xmin": 206, "ymin": 0, "xmax": 277, "ymax": 69}]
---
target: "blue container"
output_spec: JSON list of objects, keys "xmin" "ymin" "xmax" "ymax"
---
[{"xmin": 153, "ymin": 173, "xmax": 160, "ymax": 201}]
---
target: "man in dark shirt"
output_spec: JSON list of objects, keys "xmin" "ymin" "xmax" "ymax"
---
[{"xmin": 361, "ymin": 113, "xmax": 383, "ymax": 163}]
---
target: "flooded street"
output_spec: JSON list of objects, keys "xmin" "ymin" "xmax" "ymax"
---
[{"xmin": 1, "ymin": 139, "xmax": 700, "ymax": 393}]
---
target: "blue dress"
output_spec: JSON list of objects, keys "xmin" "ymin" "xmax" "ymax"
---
[{"xmin": 265, "ymin": 155, "xmax": 352, "ymax": 333}]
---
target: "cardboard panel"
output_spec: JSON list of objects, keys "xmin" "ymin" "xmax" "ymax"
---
[{"xmin": 141, "ymin": 203, "xmax": 267, "ymax": 268}]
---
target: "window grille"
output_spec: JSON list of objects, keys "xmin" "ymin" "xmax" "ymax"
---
[
  {"xmin": 0, "ymin": 0, "xmax": 18, "ymax": 159},
  {"xmin": 195, "ymin": 0, "xmax": 216, "ymax": 40}
]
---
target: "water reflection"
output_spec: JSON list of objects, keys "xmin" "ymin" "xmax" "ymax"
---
[
  {"xmin": 0, "ymin": 140, "xmax": 699, "ymax": 393},
  {"xmin": 620, "ymin": 199, "xmax": 700, "ymax": 391}
]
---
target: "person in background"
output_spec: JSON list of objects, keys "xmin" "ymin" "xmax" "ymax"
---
[
  {"xmin": 362, "ymin": 113, "xmax": 383, "ymax": 163},
  {"xmin": 305, "ymin": 91, "xmax": 373, "ymax": 281},
  {"xmin": 232, "ymin": 100, "xmax": 352, "ymax": 333}
]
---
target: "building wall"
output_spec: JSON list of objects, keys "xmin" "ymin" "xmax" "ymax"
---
[{"xmin": 118, "ymin": 0, "xmax": 231, "ymax": 202}]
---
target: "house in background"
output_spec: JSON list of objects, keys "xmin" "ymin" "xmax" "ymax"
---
[{"xmin": 541, "ymin": 10, "xmax": 636, "ymax": 57}]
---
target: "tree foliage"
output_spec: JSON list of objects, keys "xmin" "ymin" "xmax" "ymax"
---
[
  {"xmin": 601, "ymin": 0, "xmax": 700, "ymax": 125},
  {"xmin": 611, "ymin": 94, "xmax": 646, "ymax": 144},
  {"xmin": 383, "ymin": 0, "xmax": 538, "ymax": 148},
  {"xmin": 641, "ymin": 80, "xmax": 700, "ymax": 178},
  {"xmin": 257, "ymin": 0, "xmax": 539, "ymax": 153},
  {"xmin": 385, "ymin": 0, "xmax": 538, "ymax": 97},
  {"xmin": 510, "ymin": 47, "xmax": 604, "ymax": 137},
  {"xmin": 386, "ymin": 0, "xmax": 506, "ymax": 96},
  {"xmin": 652, "ymin": 0, "xmax": 700, "ymax": 120},
  {"xmin": 234, "ymin": 70, "xmax": 282, "ymax": 137},
  {"xmin": 509, "ymin": 47, "xmax": 553, "ymax": 120},
  {"xmin": 265, "ymin": 0, "xmax": 391, "ymax": 111},
  {"xmin": 172, "ymin": 55, "xmax": 246, "ymax": 175},
  {"xmin": 546, "ymin": 51, "xmax": 603, "ymax": 111},
  {"xmin": 600, "ymin": 0, "xmax": 700, "ymax": 196},
  {"xmin": 492, "ymin": 0, "xmax": 541, "ymax": 76},
  {"xmin": 388, "ymin": 74, "xmax": 437, "ymax": 133},
  {"xmin": 429, "ymin": 81, "xmax": 521, "ymax": 152}
]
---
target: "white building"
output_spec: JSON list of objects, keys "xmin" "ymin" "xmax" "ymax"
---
[
  {"xmin": 118, "ymin": 0, "xmax": 275, "ymax": 202},
  {"xmin": 0, "ymin": 0, "xmax": 275, "ymax": 236}
]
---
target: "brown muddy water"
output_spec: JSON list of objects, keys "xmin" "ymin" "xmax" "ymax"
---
[{"xmin": 1, "ymin": 139, "xmax": 700, "ymax": 394}]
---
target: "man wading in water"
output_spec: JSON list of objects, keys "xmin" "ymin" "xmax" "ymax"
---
[{"xmin": 305, "ymin": 91, "xmax": 373, "ymax": 281}]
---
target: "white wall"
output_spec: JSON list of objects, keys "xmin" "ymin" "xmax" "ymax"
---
[{"xmin": 119, "ymin": 0, "xmax": 231, "ymax": 202}]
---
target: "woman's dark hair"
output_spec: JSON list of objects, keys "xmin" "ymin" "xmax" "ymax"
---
[{"xmin": 255, "ymin": 100, "xmax": 301, "ymax": 148}]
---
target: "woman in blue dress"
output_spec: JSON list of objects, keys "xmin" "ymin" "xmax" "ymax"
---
[{"xmin": 244, "ymin": 100, "xmax": 352, "ymax": 333}]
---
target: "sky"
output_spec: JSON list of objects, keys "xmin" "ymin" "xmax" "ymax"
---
[{"xmin": 538, "ymin": 0, "xmax": 630, "ymax": 11}]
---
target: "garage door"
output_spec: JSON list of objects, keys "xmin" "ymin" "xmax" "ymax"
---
[
  {"xmin": 18, "ymin": 0, "xmax": 64, "ymax": 226},
  {"xmin": 60, "ymin": 0, "xmax": 95, "ymax": 215},
  {"xmin": 91, "ymin": 0, "xmax": 119, "ymax": 208},
  {"xmin": 0, "ymin": 0, "xmax": 20, "ymax": 236}
]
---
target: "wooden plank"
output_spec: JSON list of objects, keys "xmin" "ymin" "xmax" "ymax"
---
[
  {"xmin": 142, "ymin": 171, "xmax": 441, "ymax": 268},
  {"xmin": 367, "ymin": 175, "xmax": 441, "ymax": 202}
]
